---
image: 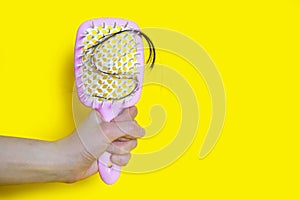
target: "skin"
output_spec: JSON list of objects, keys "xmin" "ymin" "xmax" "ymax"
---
[{"xmin": 0, "ymin": 106, "xmax": 144, "ymax": 185}]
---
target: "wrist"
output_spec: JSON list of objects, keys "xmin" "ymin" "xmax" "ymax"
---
[{"xmin": 53, "ymin": 132, "xmax": 96, "ymax": 183}]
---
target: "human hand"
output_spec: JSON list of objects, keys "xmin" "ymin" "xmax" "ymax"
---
[{"xmin": 55, "ymin": 106, "xmax": 144, "ymax": 183}]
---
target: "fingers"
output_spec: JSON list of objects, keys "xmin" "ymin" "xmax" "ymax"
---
[
  {"xmin": 101, "ymin": 120, "xmax": 145, "ymax": 142},
  {"xmin": 106, "ymin": 139, "xmax": 137, "ymax": 155},
  {"xmin": 97, "ymin": 106, "xmax": 143, "ymax": 167},
  {"xmin": 110, "ymin": 154, "xmax": 131, "ymax": 166},
  {"xmin": 113, "ymin": 106, "xmax": 138, "ymax": 122},
  {"xmin": 107, "ymin": 139, "xmax": 138, "ymax": 166}
]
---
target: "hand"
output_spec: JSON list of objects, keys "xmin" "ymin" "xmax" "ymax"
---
[{"xmin": 55, "ymin": 106, "xmax": 145, "ymax": 183}]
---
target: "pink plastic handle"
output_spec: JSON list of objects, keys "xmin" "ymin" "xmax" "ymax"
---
[
  {"xmin": 96, "ymin": 106, "xmax": 124, "ymax": 184},
  {"xmin": 98, "ymin": 152, "xmax": 121, "ymax": 185}
]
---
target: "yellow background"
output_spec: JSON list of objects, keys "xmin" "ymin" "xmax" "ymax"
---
[{"xmin": 0, "ymin": 0, "xmax": 299, "ymax": 199}]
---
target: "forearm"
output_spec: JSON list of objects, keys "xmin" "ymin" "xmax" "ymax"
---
[{"xmin": 0, "ymin": 136, "xmax": 67, "ymax": 185}]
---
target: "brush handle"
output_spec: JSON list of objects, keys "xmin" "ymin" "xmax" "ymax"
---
[
  {"xmin": 97, "ymin": 107, "xmax": 124, "ymax": 185},
  {"xmin": 98, "ymin": 152, "xmax": 121, "ymax": 185}
]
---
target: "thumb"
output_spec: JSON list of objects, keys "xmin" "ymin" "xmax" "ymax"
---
[
  {"xmin": 113, "ymin": 106, "xmax": 138, "ymax": 122},
  {"xmin": 101, "ymin": 120, "xmax": 145, "ymax": 142}
]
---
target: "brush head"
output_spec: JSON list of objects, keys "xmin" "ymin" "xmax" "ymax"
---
[{"xmin": 74, "ymin": 18, "xmax": 144, "ymax": 121}]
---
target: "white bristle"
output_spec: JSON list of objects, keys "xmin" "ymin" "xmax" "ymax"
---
[
  {"xmin": 78, "ymin": 82, "xmax": 84, "ymax": 87},
  {"xmin": 92, "ymin": 98, "xmax": 97, "ymax": 107},
  {"xmin": 76, "ymin": 72, "xmax": 83, "ymax": 77},
  {"xmin": 79, "ymin": 92, "xmax": 85, "ymax": 98}
]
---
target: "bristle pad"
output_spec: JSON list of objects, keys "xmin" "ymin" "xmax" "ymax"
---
[{"xmin": 80, "ymin": 23, "xmax": 139, "ymax": 102}]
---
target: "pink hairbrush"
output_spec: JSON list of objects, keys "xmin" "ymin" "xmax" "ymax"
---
[{"xmin": 74, "ymin": 18, "xmax": 155, "ymax": 184}]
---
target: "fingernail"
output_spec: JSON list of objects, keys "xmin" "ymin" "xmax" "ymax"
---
[{"xmin": 129, "ymin": 106, "xmax": 137, "ymax": 117}]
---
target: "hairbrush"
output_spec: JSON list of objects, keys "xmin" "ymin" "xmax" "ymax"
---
[{"xmin": 74, "ymin": 18, "xmax": 155, "ymax": 184}]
